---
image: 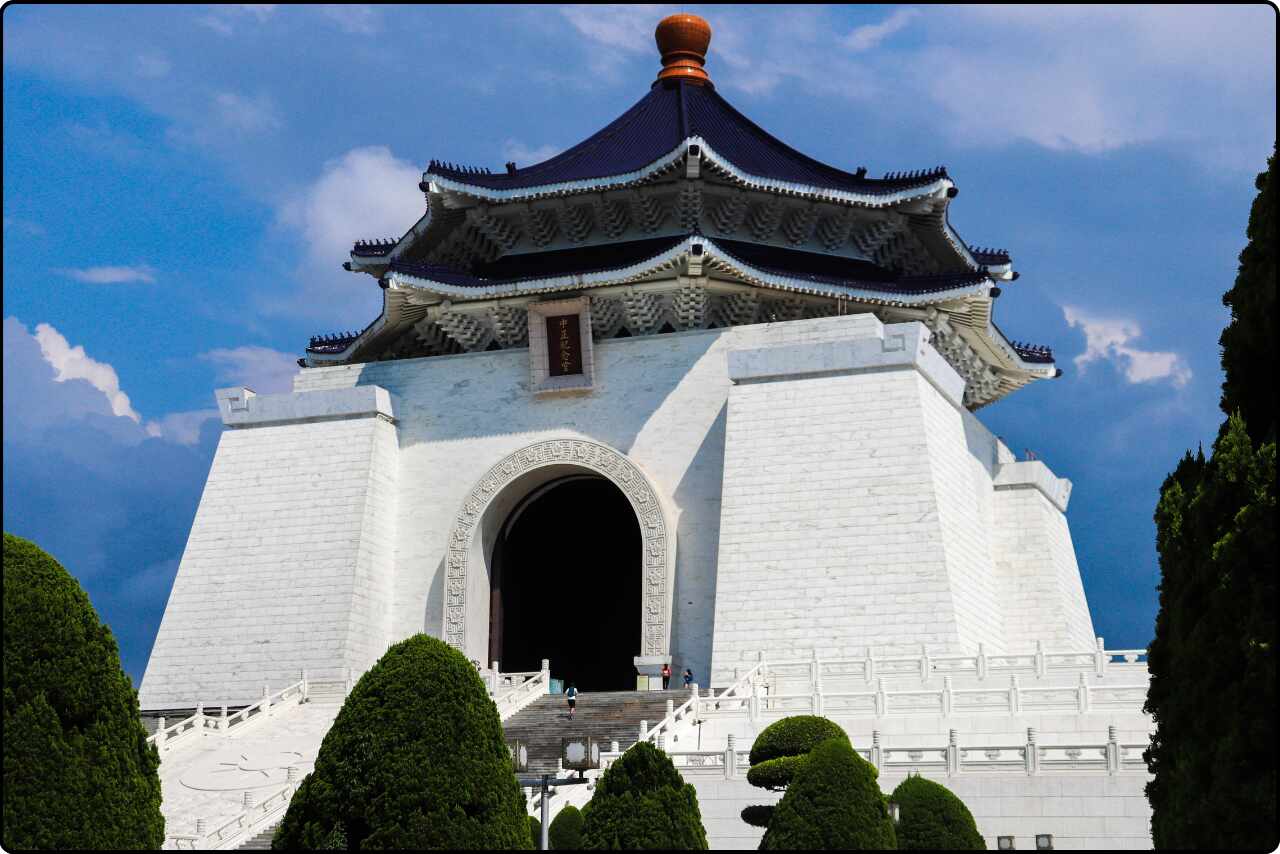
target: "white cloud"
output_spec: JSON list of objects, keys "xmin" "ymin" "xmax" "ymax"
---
[
  {"xmin": 280, "ymin": 145, "xmax": 424, "ymax": 268},
  {"xmin": 844, "ymin": 8, "xmax": 918, "ymax": 52},
  {"xmin": 32, "ymin": 322, "xmax": 143, "ymax": 422},
  {"xmin": 1063, "ymin": 305, "xmax": 1192, "ymax": 388},
  {"xmin": 321, "ymin": 5, "xmax": 379, "ymax": 35},
  {"xmin": 55, "ymin": 265, "xmax": 157, "ymax": 284},
  {"xmin": 502, "ymin": 139, "xmax": 562, "ymax": 166},
  {"xmin": 145, "ymin": 409, "xmax": 219, "ymax": 445},
  {"xmin": 558, "ymin": 4, "xmax": 668, "ymax": 80},
  {"xmin": 200, "ymin": 345, "xmax": 299, "ymax": 395},
  {"xmin": 212, "ymin": 92, "xmax": 282, "ymax": 135},
  {"xmin": 197, "ymin": 4, "xmax": 277, "ymax": 35}
]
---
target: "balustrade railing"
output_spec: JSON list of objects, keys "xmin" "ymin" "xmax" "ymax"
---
[
  {"xmin": 167, "ymin": 775, "xmax": 300, "ymax": 850},
  {"xmin": 493, "ymin": 660, "xmax": 551, "ymax": 721},
  {"xmin": 645, "ymin": 726, "xmax": 1146, "ymax": 781},
  {"xmin": 149, "ymin": 672, "xmax": 311, "ymax": 756}
]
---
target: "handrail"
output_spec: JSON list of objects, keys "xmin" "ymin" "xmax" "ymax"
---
[
  {"xmin": 495, "ymin": 668, "xmax": 550, "ymax": 721},
  {"xmin": 149, "ymin": 674, "xmax": 309, "ymax": 755}
]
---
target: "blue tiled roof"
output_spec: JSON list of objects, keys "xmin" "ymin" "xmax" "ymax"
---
[
  {"xmin": 427, "ymin": 80, "xmax": 946, "ymax": 196},
  {"xmin": 385, "ymin": 234, "xmax": 982, "ymax": 297}
]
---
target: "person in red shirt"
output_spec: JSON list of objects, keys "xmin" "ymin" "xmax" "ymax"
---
[{"xmin": 661, "ymin": 662, "xmax": 671, "ymax": 689}]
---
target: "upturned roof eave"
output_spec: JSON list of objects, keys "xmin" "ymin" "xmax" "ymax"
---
[{"xmin": 423, "ymin": 136, "xmax": 954, "ymax": 208}]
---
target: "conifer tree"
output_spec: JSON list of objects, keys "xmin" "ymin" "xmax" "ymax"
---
[
  {"xmin": 2, "ymin": 533, "xmax": 164, "ymax": 850},
  {"xmin": 273, "ymin": 634, "xmax": 530, "ymax": 849},
  {"xmin": 579, "ymin": 741, "xmax": 707, "ymax": 849},
  {"xmin": 1145, "ymin": 147, "xmax": 1277, "ymax": 849}
]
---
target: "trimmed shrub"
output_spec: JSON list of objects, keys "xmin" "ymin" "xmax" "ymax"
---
[
  {"xmin": 891, "ymin": 775, "xmax": 985, "ymax": 850},
  {"xmin": 2, "ymin": 532, "xmax": 163, "ymax": 850},
  {"xmin": 760, "ymin": 738, "xmax": 895, "ymax": 850},
  {"xmin": 580, "ymin": 741, "xmax": 708, "ymax": 849},
  {"xmin": 741, "ymin": 715, "xmax": 848, "ymax": 828},
  {"xmin": 549, "ymin": 805, "xmax": 584, "ymax": 849},
  {"xmin": 530, "ymin": 815, "xmax": 542, "ymax": 848},
  {"xmin": 273, "ymin": 633, "xmax": 530, "ymax": 849}
]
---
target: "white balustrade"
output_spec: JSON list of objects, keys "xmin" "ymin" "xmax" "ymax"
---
[{"xmin": 147, "ymin": 676, "xmax": 310, "ymax": 756}]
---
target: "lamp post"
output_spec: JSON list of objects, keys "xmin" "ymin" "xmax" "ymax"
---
[
  {"xmin": 1035, "ymin": 833, "xmax": 1054, "ymax": 850},
  {"xmin": 998, "ymin": 835, "xmax": 1016, "ymax": 850},
  {"xmin": 515, "ymin": 773, "xmax": 589, "ymax": 851}
]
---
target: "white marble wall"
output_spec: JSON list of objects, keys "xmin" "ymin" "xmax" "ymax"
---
[
  {"xmin": 142, "ymin": 304, "xmax": 1097, "ymax": 708},
  {"xmin": 139, "ymin": 387, "xmax": 398, "ymax": 709}
]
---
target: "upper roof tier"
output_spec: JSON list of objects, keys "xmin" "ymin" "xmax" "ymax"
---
[{"xmin": 425, "ymin": 78, "xmax": 950, "ymax": 201}]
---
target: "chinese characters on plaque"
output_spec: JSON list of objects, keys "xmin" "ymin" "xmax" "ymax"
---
[{"xmin": 547, "ymin": 314, "xmax": 583, "ymax": 377}]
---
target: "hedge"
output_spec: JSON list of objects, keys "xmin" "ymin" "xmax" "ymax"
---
[
  {"xmin": 760, "ymin": 737, "xmax": 895, "ymax": 850},
  {"xmin": 530, "ymin": 815, "xmax": 542, "ymax": 848},
  {"xmin": 2, "ymin": 532, "xmax": 164, "ymax": 850},
  {"xmin": 890, "ymin": 775, "xmax": 985, "ymax": 849},
  {"xmin": 273, "ymin": 634, "xmax": 529, "ymax": 849},
  {"xmin": 580, "ymin": 741, "xmax": 708, "ymax": 849},
  {"xmin": 549, "ymin": 804, "xmax": 584, "ymax": 849}
]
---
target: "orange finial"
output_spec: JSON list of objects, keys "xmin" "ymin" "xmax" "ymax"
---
[{"xmin": 655, "ymin": 13, "xmax": 712, "ymax": 85}]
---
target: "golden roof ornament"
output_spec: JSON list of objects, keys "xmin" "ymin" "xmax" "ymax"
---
[{"xmin": 655, "ymin": 13, "xmax": 712, "ymax": 85}]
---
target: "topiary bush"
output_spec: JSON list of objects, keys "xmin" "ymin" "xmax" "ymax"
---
[
  {"xmin": 273, "ymin": 633, "xmax": 530, "ymax": 849},
  {"xmin": 760, "ymin": 737, "xmax": 896, "ymax": 850},
  {"xmin": 891, "ymin": 774, "xmax": 985, "ymax": 849},
  {"xmin": 549, "ymin": 804, "xmax": 584, "ymax": 849},
  {"xmin": 580, "ymin": 741, "xmax": 708, "ymax": 849},
  {"xmin": 741, "ymin": 715, "xmax": 848, "ymax": 828},
  {"xmin": 530, "ymin": 815, "xmax": 542, "ymax": 848},
  {"xmin": 2, "ymin": 532, "xmax": 164, "ymax": 850}
]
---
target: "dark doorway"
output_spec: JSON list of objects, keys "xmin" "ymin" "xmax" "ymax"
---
[{"xmin": 489, "ymin": 476, "xmax": 642, "ymax": 691}]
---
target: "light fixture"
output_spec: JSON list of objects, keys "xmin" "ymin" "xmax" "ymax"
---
[
  {"xmin": 997, "ymin": 836, "xmax": 1016, "ymax": 850},
  {"xmin": 1036, "ymin": 834, "xmax": 1054, "ymax": 850}
]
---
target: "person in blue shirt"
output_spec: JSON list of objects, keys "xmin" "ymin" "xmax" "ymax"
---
[
  {"xmin": 565, "ymin": 682, "xmax": 577, "ymax": 719},
  {"xmin": 682, "ymin": 668, "xmax": 694, "ymax": 688}
]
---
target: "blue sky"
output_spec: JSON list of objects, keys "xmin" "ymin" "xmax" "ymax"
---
[{"xmin": 2, "ymin": 5, "xmax": 1275, "ymax": 682}]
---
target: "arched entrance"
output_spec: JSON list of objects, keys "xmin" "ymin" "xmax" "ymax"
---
[
  {"xmin": 441, "ymin": 439, "xmax": 676, "ymax": 683},
  {"xmin": 489, "ymin": 476, "xmax": 642, "ymax": 689}
]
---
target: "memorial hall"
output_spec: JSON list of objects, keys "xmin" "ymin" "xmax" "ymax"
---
[{"xmin": 141, "ymin": 14, "xmax": 1155, "ymax": 849}]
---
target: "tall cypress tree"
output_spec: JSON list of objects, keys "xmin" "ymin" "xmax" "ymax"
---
[{"xmin": 1145, "ymin": 148, "xmax": 1277, "ymax": 849}]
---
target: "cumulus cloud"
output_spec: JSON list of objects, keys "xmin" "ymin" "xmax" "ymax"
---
[
  {"xmin": 56, "ymin": 264, "xmax": 156, "ymax": 284},
  {"xmin": 200, "ymin": 345, "xmax": 299, "ymax": 395},
  {"xmin": 145, "ymin": 409, "xmax": 220, "ymax": 446},
  {"xmin": 502, "ymin": 139, "xmax": 562, "ymax": 166},
  {"xmin": 558, "ymin": 4, "xmax": 667, "ymax": 79},
  {"xmin": 281, "ymin": 145, "xmax": 424, "ymax": 269},
  {"xmin": 3, "ymin": 315, "xmax": 220, "ymax": 681},
  {"xmin": 197, "ymin": 4, "xmax": 277, "ymax": 35},
  {"xmin": 33, "ymin": 322, "xmax": 143, "ymax": 421},
  {"xmin": 1063, "ymin": 305, "xmax": 1192, "ymax": 388},
  {"xmin": 844, "ymin": 8, "xmax": 918, "ymax": 52}
]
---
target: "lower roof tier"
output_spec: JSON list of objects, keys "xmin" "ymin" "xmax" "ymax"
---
[{"xmin": 304, "ymin": 236, "xmax": 1056, "ymax": 410}]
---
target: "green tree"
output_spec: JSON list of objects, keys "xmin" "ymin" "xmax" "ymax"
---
[
  {"xmin": 759, "ymin": 737, "xmax": 895, "ymax": 850},
  {"xmin": 740, "ymin": 715, "xmax": 848, "ymax": 829},
  {"xmin": 2, "ymin": 532, "xmax": 164, "ymax": 850},
  {"xmin": 529, "ymin": 815, "xmax": 542, "ymax": 848},
  {"xmin": 1146, "ymin": 146, "xmax": 1278, "ymax": 850},
  {"xmin": 890, "ymin": 774, "xmax": 984, "ymax": 850},
  {"xmin": 1219, "ymin": 146, "xmax": 1276, "ymax": 444},
  {"xmin": 273, "ymin": 633, "xmax": 530, "ymax": 849},
  {"xmin": 549, "ymin": 804, "xmax": 584, "ymax": 849},
  {"xmin": 580, "ymin": 741, "xmax": 708, "ymax": 849}
]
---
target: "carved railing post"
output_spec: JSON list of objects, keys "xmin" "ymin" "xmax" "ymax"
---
[
  {"xmin": 219, "ymin": 704, "xmax": 228, "ymax": 732},
  {"xmin": 1095, "ymin": 637, "xmax": 1107, "ymax": 677},
  {"xmin": 287, "ymin": 765, "xmax": 300, "ymax": 784},
  {"xmin": 920, "ymin": 644, "xmax": 931, "ymax": 683},
  {"xmin": 1107, "ymin": 726, "xmax": 1119, "ymax": 775},
  {"xmin": 1009, "ymin": 675, "xmax": 1020, "ymax": 715},
  {"xmin": 1035, "ymin": 641, "xmax": 1046, "ymax": 679},
  {"xmin": 865, "ymin": 647, "xmax": 876, "ymax": 684},
  {"xmin": 1077, "ymin": 671, "xmax": 1090, "ymax": 713},
  {"xmin": 946, "ymin": 729, "xmax": 958, "ymax": 776},
  {"xmin": 262, "ymin": 684, "xmax": 271, "ymax": 717},
  {"xmin": 639, "ymin": 720, "xmax": 648, "ymax": 740},
  {"xmin": 942, "ymin": 676, "xmax": 953, "ymax": 717},
  {"xmin": 243, "ymin": 791, "xmax": 255, "ymax": 810},
  {"xmin": 870, "ymin": 730, "xmax": 882, "ymax": 770},
  {"xmin": 875, "ymin": 678, "xmax": 887, "ymax": 717},
  {"xmin": 976, "ymin": 643, "xmax": 987, "ymax": 680},
  {"xmin": 301, "ymin": 669, "xmax": 309, "ymax": 702},
  {"xmin": 156, "ymin": 717, "xmax": 166, "ymax": 749},
  {"xmin": 1026, "ymin": 727, "xmax": 1038, "ymax": 775},
  {"xmin": 725, "ymin": 734, "xmax": 737, "ymax": 780}
]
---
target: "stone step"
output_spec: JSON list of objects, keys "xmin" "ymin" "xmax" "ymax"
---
[
  {"xmin": 503, "ymin": 690, "xmax": 690, "ymax": 773},
  {"xmin": 237, "ymin": 820, "xmax": 280, "ymax": 849}
]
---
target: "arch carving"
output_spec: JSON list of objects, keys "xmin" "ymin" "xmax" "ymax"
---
[{"xmin": 444, "ymin": 438, "xmax": 674, "ymax": 660}]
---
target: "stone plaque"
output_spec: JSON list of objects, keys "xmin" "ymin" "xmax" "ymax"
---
[{"xmin": 547, "ymin": 314, "xmax": 583, "ymax": 377}]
